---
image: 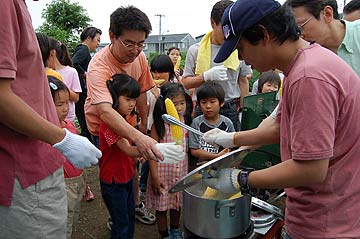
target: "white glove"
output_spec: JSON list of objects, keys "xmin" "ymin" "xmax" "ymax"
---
[
  {"xmin": 203, "ymin": 168, "xmax": 241, "ymax": 194},
  {"xmin": 203, "ymin": 65, "xmax": 229, "ymax": 82},
  {"xmin": 156, "ymin": 142, "xmax": 185, "ymax": 164},
  {"xmin": 53, "ymin": 129, "xmax": 102, "ymax": 169},
  {"xmin": 203, "ymin": 128, "xmax": 235, "ymax": 148}
]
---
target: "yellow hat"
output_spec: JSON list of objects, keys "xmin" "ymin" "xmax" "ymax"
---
[{"xmin": 45, "ymin": 67, "xmax": 63, "ymax": 81}]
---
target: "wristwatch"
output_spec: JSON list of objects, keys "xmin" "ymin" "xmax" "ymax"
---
[{"xmin": 237, "ymin": 168, "xmax": 255, "ymax": 196}]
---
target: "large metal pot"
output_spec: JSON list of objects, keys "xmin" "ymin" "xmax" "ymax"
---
[{"xmin": 183, "ymin": 181, "xmax": 251, "ymax": 239}]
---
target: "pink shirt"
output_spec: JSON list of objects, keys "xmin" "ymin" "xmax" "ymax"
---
[
  {"xmin": 84, "ymin": 45, "xmax": 154, "ymax": 135},
  {"xmin": 277, "ymin": 44, "xmax": 360, "ymax": 238},
  {"xmin": 146, "ymin": 123, "xmax": 188, "ymax": 211},
  {"xmin": 57, "ymin": 66, "xmax": 82, "ymax": 122},
  {"xmin": 0, "ymin": 0, "xmax": 64, "ymax": 206}
]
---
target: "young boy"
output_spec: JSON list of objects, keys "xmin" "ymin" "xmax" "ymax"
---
[{"xmin": 188, "ymin": 81, "xmax": 235, "ymax": 170}]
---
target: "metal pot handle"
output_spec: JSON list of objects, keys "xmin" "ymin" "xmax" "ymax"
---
[{"xmin": 215, "ymin": 201, "xmax": 237, "ymax": 218}]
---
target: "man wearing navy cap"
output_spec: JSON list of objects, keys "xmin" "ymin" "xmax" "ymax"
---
[{"xmin": 203, "ymin": 0, "xmax": 360, "ymax": 238}]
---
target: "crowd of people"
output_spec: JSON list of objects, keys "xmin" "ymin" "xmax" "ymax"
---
[{"xmin": 1, "ymin": 0, "xmax": 360, "ymax": 239}]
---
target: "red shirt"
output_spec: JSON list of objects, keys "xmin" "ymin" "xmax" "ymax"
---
[
  {"xmin": 62, "ymin": 120, "xmax": 83, "ymax": 178},
  {"xmin": 278, "ymin": 44, "xmax": 360, "ymax": 238},
  {"xmin": 99, "ymin": 123, "xmax": 135, "ymax": 183},
  {"xmin": 0, "ymin": 0, "xmax": 63, "ymax": 206}
]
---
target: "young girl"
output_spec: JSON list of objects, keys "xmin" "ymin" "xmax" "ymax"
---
[
  {"xmin": 48, "ymin": 37, "xmax": 95, "ymax": 201},
  {"xmin": 47, "ymin": 76, "xmax": 85, "ymax": 239},
  {"xmin": 98, "ymin": 73, "xmax": 143, "ymax": 239},
  {"xmin": 147, "ymin": 83, "xmax": 193, "ymax": 239},
  {"xmin": 167, "ymin": 47, "xmax": 183, "ymax": 80},
  {"xmin": 137, "ymin": 54, "xmax": 179, "ymax": 225},
  {"xmin": 147, "ymin": 54, "xmax": 178, "ymax": 132},
  {"xmin": 48, "ymin": 37, "xmax": 82, "ymax": 123}
]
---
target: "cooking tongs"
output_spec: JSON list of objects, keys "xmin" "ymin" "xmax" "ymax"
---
[{"xmin": 162, "ymin": 114, "xmax": 204, "ymax": 137}]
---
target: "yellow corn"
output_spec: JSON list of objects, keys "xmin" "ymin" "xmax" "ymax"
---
[
  {"xmin": 203, "ymin": 187, "xmax": 219, "ymax": 198},
  {"xmin": 203, "ymin": 187, "xmax": 242, "ymax": 199},
  {"xmin": 174, "ymin": 56, "xmax": 181, "ymax": 72},
  {"xmin": 153, "ymin": 79, "xmax": 165, "ymax": 87},
  {"xmin": 229, "ymin": 192, "xmax": 242, "ymax": 200},
  {"xmin": 165, "ymin": 98, "xmax": 183, "ymax": 144}
]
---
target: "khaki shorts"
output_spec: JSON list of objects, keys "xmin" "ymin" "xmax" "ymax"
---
[
  {"xmin": 65, "ymin": 174, "xmax": 85, "ymax": 239},
  {"xmin": 0, "ymin": 167, "xmax": 67, "ymax": 239}
]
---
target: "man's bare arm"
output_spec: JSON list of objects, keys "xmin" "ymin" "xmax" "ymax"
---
[{"xmin": 0, "ymin": 78, "xmax": 65, "ymax": 145}]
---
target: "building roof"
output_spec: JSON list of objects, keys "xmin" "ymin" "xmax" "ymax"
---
[{"xmin": 145, "ymin": 33, "xmax": 194, "ymax": 44}]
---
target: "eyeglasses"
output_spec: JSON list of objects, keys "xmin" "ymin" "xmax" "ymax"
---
[
  {"xmin": 118, "ymin": 38, "xmax": 145, "ymax": 50},
  {"xmin": 298, "ymin": 16, "xmax": 313, "ymax": 33}
]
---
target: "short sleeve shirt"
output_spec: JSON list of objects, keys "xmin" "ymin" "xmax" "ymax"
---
[
  {"xmin": 85, "ymin": 45, "xmax": 154, "ymax": 135},
  {"xmin": 99, "ymin": 122, "xmax": 135, "ymax": 184},
  {"xmin": 338, "ymin": 20, "xmax": 360, "ymax": 77},
  {"xmin": 0, "ymin": 0, "xmax": 63, "ymax": 206},
  {"xmin": 57, "ymin": 66, "xmax": 82, "ymax": 122},
  {"xmin": 183, "ymin": 43, "xmax": 252, "ymax": 102},
  {"xmin": 189, "ymin": 115, "xmax": 234, "ymax": 154},
  {"xmin": 277, "ymin": 43, "xmax": 360, "ymax": 238}
]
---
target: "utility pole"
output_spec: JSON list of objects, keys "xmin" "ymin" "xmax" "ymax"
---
[{"xmin": 155, "ymin": 14, "xmax": 165, "ymax": 53}]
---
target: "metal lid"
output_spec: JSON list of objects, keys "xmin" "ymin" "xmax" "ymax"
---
[
  {"xmin": 251, "ymin": 209, "xmax": 276, "ymax": 226},
  {"xmin": 251, "ymin": 197, "xmax": 284, "ymax": 219},
  {"xmin": 169, "ymin": 148, "xmax": 250, "ymax": 193}
]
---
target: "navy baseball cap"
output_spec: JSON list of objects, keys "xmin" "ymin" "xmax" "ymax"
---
[{"xmin": 214, "ymin": 0, "xmax": 281, "ymax": 63}]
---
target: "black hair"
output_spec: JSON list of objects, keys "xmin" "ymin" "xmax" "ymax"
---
[
  {"xmin": 55, "ymin": 43, "xmax": 73, "ymax": 67},
  {"xmin": 196, "ymin": 81, "xmax": 225, "ymax": 104},
  {"xmin": 110, "ymin": 6, "xmax": 152, "ymax": 38},
  {"xmin": 166, "ymin": 47, "xmax": 180, "ymax": 55},
  {"xmin": 344, "ymin": 0, "xmax": 360, "ymax": 14},
  {"xmin": 106, "ymin": 73, "xmax": 140, "ymax": 110},
  {"xmin": 153, "ymin": 83, "xmax": 193, "ymax": 139},
  {"xmin": 211, "ymin": 0, "xmax": 234, "ymax": 24},
  {"xmin": 80, "ymin": 27, "xmax": 102, "ymax": 42},
  {"xmin": 36, "ymin": 33, "xmax": 50, "ymax": 67},
  {"xmin": 47, "ymin": 37, "xmax": 70, "ymax": 66},
  {"xmin": 242, "ymin": 5, "xmax": 300, "ymax": 46},
  {"xmin": 285, "ymin": 0, "xmax": 339, "ymax": 19},
  {"xmin": 150, "ymin": 55, "xmax": 176, "ymax": 82},
  {"xmin": 48, "ymin": 37, "xmax": 61, "ymax": 52},
  {"xmin": 47, "ymin": 75, "xmax": 70, "ymax": 102},
  {"xmin": 257, "ymin": 71, "xmax": 281, "ymax": 93}
]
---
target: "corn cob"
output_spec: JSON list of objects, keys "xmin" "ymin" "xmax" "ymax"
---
[
  {"xmin": 203, "ymin": 187, "xmax": 218, "ymax": 198},
  {"xmin": 153, "ymin": 79, "xmax": 165, "ymax": 87},
  {"xmin": 174, "ymin": 56, "xmax": 181, "ymax": 72},
  {"xmin": 165, "ymin": 98, "xmax": 183, "ymax": 145},
  {"xmin": 203, "ymin": 187, "xmax": 242, "ymax": 199}
]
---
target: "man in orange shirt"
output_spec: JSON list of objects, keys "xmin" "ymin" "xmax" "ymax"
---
[{"xmin": 85, "ymin": 6, "xmax": 163, "ymax": 161}]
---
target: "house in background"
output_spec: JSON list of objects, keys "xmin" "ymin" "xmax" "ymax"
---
[{"xmin": 144, "ymin": 33, "xmax": 195, "ymax": 54}]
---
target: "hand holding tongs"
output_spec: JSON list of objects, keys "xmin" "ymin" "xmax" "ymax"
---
[{"xmin": 161, "ymin": 114, "xmax": 204, "ymax": 137}]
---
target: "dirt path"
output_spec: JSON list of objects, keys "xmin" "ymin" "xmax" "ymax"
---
[{"xmin": 71, "ymin": 166, "xmax": 159, "ymax": 239}]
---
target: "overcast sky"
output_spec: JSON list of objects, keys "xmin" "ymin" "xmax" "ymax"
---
[{"xmin": 26, "ymin": 0, "xmax": 347, "ymax": 43}]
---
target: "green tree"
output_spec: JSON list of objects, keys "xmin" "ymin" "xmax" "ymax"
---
[{"xmin": 37, "ymin": 0, "xmax": 91, "ymax": 53}]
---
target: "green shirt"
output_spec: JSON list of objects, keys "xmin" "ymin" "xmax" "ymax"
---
[{"xmin": 338, "ymin": 20, "xmax": 360, "ymax": 77}]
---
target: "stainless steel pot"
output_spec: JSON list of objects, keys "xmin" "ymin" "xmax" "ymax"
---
[{"xmin": 183, "ymin": 182, "xmax": 252, "ymax": 239}]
